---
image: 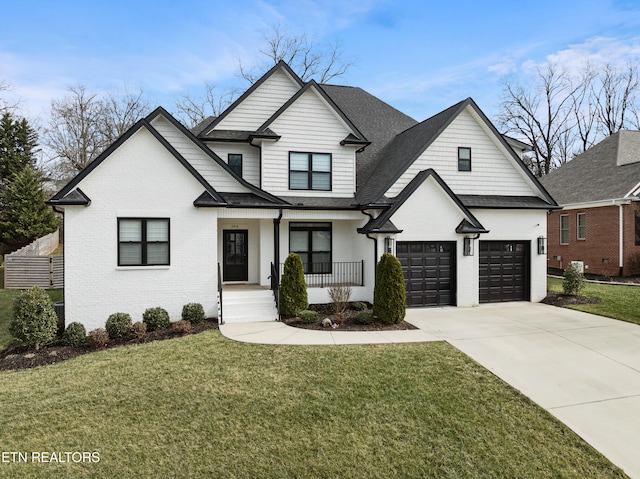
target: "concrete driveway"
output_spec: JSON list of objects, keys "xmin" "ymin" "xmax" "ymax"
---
[{"xmin": 405, "ymin": 302, "xmax": 640, "ymax": 479}]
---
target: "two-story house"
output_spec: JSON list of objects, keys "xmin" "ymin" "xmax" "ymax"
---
[{"xmin": 49, "ymin": 61, "xmax": 557, "ymax": 330}]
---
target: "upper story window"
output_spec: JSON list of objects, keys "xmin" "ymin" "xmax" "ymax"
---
[
  {"xmin": 560, "ymin": 215, "xmax": 569, "ymax": 245},
  {"xmin": 118, "ymin": 218, "xmax": 170, "ymax": 266},
  {"xmin": 228, "ymin": 154, "xmax": 243, "ymax": 177},
  {"xmin": 289, "ymin": 152, "xmax": 331, "ymax": 191},
  {"xmin": 458, "ymin": 147, "xmax": 471, "ymax": 172},
  {"xmin": 577, "ymin": 213, "xmax": 586, "ymax": 240}
]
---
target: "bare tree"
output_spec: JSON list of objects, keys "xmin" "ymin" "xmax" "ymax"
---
[
  {"xmin": 0, "ymin": 80, "xmax": 19, "ymax": 114},
  {"xmin": 239, "ymin": 23, "xmax": 355, "ymax": 84},
  {"xmin": 173, "ymin": 82, "xmax": 237, "ymax": 128},
  {"xmin": 499, "ymin": 64, "xmax": 579, "ymax": 176},
  {"xmin": 593, "ymin": 63, "xmax": 639, "ymax": 136},
  {"xmin": 45, "ymin": 85, "xmax": 150, "ymax": 178}
]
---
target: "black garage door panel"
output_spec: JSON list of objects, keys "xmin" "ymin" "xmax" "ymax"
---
[
  {"xmin": 397, "ymin": 242, "xmax": 456, "ymax": 307},
  {"xmin": 479, "ymin": 241, "xmax": 529, "ymax": 303}
]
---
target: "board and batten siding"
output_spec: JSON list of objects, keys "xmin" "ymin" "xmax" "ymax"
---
[
  {"xmin": 215, "ymin": 69, "xmax": 301, "ymax": 131},
  {"xmin": 261, "ymin": 88, "xmax": 357, "ymax": 197},
  {"xmin": 385, "ymin": 107, "xmax": 538, "ymax": 198},
  {"xmin": 150, "ymin": 116, "xmax": 249, "ymax": 194},
  {"xmin": 206, "ymin": 142, "xmax": 260, "ymax": 187}
]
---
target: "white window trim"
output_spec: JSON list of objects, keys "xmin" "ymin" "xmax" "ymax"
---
[
  {"xmin": 560, "ymin": 214, "xmax": 569, "ymax": 245},
  {"xmin": 577, "ymin": 213, "xmax": 586, "ymax": 241}
]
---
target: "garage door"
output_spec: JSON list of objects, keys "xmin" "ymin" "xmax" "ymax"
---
[
  {"xmin": 479, "ymin": 241, "xmax": 529, "ymax": 303},
  {"xmin": 396, "ymin": 242, "xmax": 456, "ymax": 307}
]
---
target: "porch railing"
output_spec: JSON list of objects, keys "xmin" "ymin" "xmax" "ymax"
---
[
  {"xmin": 280, "ymin": 261, "xmax": 364, "ymax": 288},
  {"xmin": 270, "ymin": 262, "xmax": 281, "ymax": 321},
  {"xmin": 217, "ymin": 263, "xmax": 224, "ymax": 325}
]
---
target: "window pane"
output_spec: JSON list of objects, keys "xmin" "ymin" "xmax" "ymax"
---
[
  {"xmin": 290, "ymin": 171, "xmax": 309, "ymax": 189},
  {"xmin": 312, "ymin": 153, "xmax": 331, "ymax": 172},
  {"xmin": 290, "ymin": 152, "xmax": 309, "ymax": 171},
  {"xmin": 120, "ymin": 244, "xmax": 142, "ymax": 265},
  {"xmin": 228, "ymin": 154, "xmax": 242, "ymax": 176},
  {"xmin": 312, "ymin": 230, "xmax": 331, "ymax": 252},
  {"xmin": 120, "ymin": 220, "xmax": 141, "ymax": 241},
  {"xmin": 312, "ymin": 172, "xmax": 331, "ymax": 190},
  {"xmin": 290, "ymin": 231, "xmax": 308, "ymax": 252},
  {"xmin": 147, "ymin": 220, "xmax": 169, "ymax": 241},
  {"xmin": 458, "ymin": 147, "xmax": 471, "ymax": 160},
  {"xmin": 147, "ymin": 243, "xmax": 169, "ymax": 265},
  {"xmin": 311, "ymin": 252, "xmax": 331, "ymax": 273}
]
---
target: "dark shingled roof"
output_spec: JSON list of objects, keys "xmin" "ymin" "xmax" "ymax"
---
[
  {"xmin": 540, "ymin": 131, "xmax": 640, "ymax": 205},
  {"xmin": 458, "ymin": 195, "xmax": 558, "ymax": 209},
  {"xmin": 320, "ymin": 84, "xmax": 418, "ymax": 192}
]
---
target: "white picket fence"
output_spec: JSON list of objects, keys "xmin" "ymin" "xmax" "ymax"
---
[{"xmin": 3, "ymin": 230, "xmax": 63, "ymax": 289}]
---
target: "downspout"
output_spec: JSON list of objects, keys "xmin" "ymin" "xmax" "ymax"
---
[
  {"xmin": 361, "ymin": 210, "xmax": 378, "ymax": 276},
  {"xmin": 274, "ymin": 208, "xmax": 283, "ymax": 279},
  {"xmin": 619, "ymin": 203, "xmax": 624, "ymax": 276}
]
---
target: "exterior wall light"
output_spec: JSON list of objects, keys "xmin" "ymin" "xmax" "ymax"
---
[
  {"xmin": 537, "ymin": 236, "xmax": 547, "ymax": 255},
  {"xmin": 384, "ymin": 237, "xmax": 395, "ymax": 254}
]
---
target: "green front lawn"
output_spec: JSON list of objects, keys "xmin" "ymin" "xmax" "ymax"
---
[
  {"xmin": 0, "ymin": 267, "xmax": 63, "ymax": 350},
  {"xmin": 548, "ymin": 277, "xmax": 640, "ymax": 325},
  {"xmin": 0, "ymin": 332, "xmax": 627, "ymax": 478}
]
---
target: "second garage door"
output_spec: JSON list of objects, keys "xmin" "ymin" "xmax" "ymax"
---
[
  {"xmin": 479, "ymin": 241, "xmax": 529, "ymax": 303},
  {"xmin": 397, "ymin": 242, "xmax": 456, "ymax": 307}
]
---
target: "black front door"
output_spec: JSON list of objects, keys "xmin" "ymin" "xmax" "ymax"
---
[{"xmin": 223, "ymin": 230, "xmax": 248, "ymax": 282}]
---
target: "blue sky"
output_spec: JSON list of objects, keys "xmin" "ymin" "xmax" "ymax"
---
[{"xmin": 2, "ymin": 0, "xmax": 640, "ymax": 125}]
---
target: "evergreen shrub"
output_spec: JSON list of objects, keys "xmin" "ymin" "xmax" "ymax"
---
[
  {"xmin": 298, "ymin": 310, "xmax": 318, "ymax": 324},
  {"xmin": 373, "ymin": 253, "xmax": 406, "ymax": 324},
  {"xmin": 563, "ymin": 263, "xmax": 586, "ymax": 296},
  {"xmin": 279, "ymin": 253, "xmax": 308, "ymax": 316},
  {"xmin": 62, "ymin": 322, "xmax": 86, "ymax": 347},
  {"xmin": 182, "ymin": 303, "xmax": 205, "ymax": 323},
  {"xmin": 105, "ymin": 313, "xmax": 132, "ymax": 339},
  {"xmin": 9, "ymin": 286, "xmax": 58, "ymax": 350},
  {"xmin": 143, "ymin": 307, "xmax": 170, "ymax": 331}
]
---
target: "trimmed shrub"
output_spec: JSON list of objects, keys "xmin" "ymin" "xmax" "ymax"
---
[
  {"xmin": 86, "ymin": 328, "xmax": 109, "ymax": 349},
  {"xmin": 351, "ymin": 301, "xmax": 367, "ymax": 311},
  {"xmin": 279, "ymin": 253, "xmax": 308, "ymax": 317},
  {"xmin": 182, "ymin": 303, "xmax": 205, "ymax": 323},
  {"xmin": 298, "ymin": 310, "xmax": 318, "ymax": 324},
  {"xmin": 62, "ymin": 322, "xmax": 86, "ymax": 347},
  {"xmin": 355, "ymin": 312, "xmax": 374, "ymax": 325},
  {"xmin": 172, "ymin": 319, "xmax": 192, "ymax": 334},
  {"xmin": 563, "ymin": 263, "xmax": 586, "ymax": 296},
  {"xmin": 373, "ymin": 253, "xmax": 406, "ymax": 325},
  {"xmin": 143, "ymin": 307, "xmax": 170, "ymax": 332},
  {"xmin": 9, "ymin": 286, "xmax": 58, "ymax": 350},
  {"xmin": 105, "ymin": 313, "xmax": 132, "ymax": 339},
  {"xmin": 128, "ymin": 321, "xmax": 147, "ymax": 340}
]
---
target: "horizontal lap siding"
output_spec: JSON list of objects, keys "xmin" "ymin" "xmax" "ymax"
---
[
  {"xmin": 207, "ymin": 143, "xmax": 260, "ymax": 187},
  {"xmin": 386, "ymin": 107, "xmax": 535, "ymax": 198},
  {"xmin": 4, "ymin": 256, "xmax": 63, "ymax": 289},
  {"xmin": 262, "ymin": 89, "xmax": 356, "ymax": 197},
  {"xmin": 216, "ymin": 69, "xmax": 301, "ymax": 131},
  {"xmin": 150, "ymin": 117, "xmax": 249, "ymax": 193}
]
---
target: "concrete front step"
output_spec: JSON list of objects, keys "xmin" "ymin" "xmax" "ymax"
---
[{"xmin": 222, "ymin": 287, "xmax": 278, "ymax": 323}]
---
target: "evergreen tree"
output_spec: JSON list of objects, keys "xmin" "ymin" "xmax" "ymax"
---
[
  {"xmin": 0, "ymin": 112, "xmax": 37, "ymax": 184},
  {"xmin": 0, "ymin": 166, "xmax": 59, "ymax": 247},
  {"xmin": 373, "ymin": 253, "xmax": 406, "ymax": 324},
  {"xmin": 279, "ymin": 253, "xmax": 308, "ymax": 316}
]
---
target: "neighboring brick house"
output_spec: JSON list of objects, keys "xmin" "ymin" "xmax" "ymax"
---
[{"xmin": 541, "ymin": 130, "xmax": 640, "ymax": 277}]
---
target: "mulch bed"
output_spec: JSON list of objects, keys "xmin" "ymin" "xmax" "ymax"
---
[
  {"xmin": 282, "ymin": 303, "xmax": 417, "ymax": 331},
  {"xmin": 541, "ymin": 291, "xmax": 602, "ymax": 307},
  {"xmin": 0, "ymin": 319, "xmax": 219, "ymax": 372}
]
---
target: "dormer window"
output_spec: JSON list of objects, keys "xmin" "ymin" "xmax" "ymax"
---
[
  {"xmin": 458, "ymin": 147, "xmax": 471, "ymax": 172},
  {"xmin": 289, "ymin": 152, "xmax": 331, "ymax": 191}
]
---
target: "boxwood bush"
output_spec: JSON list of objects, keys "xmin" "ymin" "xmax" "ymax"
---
[
  {"xmin": 563, "ymin": 263, "xmax": 586, "ymax": 296},
  {"xmin": 10, "ymin": 286, "xmax": 58, "ymax": 350},
  {"xmin": 105, "ymin": 313, "xmax": 132, "ymax": 339},
  {"xmin": 62, "ymin": 322, "xmax": 86, "ymax": 347},
  {"xmin": 182, "ymin": 303, "xmax": 205, "ymax": 323},
  {"xmin": 355, "ymin": 312, "xmax": 374, "ymax": 325},
  {"xmin": 298, "ymin": 310, "xmax": 318, "ymax": 324},
  {"xmin": 143, "ymin": 307, "xmax": 170, "ymax": 332}
]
